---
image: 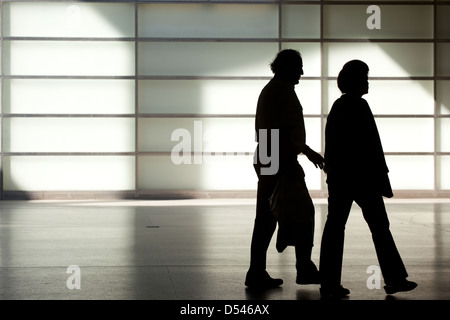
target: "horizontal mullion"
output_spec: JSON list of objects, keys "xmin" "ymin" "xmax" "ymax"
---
[
  {"xmin": 4, "ymin": 37, "xmax": 439, "ymax": 43},
  {"xmin": 373, "ymin": 115, "xmax": 435, "ymax": 118},
  {"xmin": 2, "ymin": 75, "xmax": 136, "ymax": 80},
  {"xmin": 4, "ymin": 152, "xmax": 450, "ymax": 157},
  {"xmin": 2, "ymin": 75, "xmax": 439, "ymax": 81},
  {"xmin": 2, "ymin": 37, "xmax": 136, "ymax": 42},
  {"xmin": 2, "ymin": 114, "xmax": 136, "ymax": 118},
  {"xmin": 2, "ymin": 152, "xmax": 137, "ymax": 157},
  {"xmin": 321, "ymin": 1, "xmax": 438, "ymax": 5},
  {"xmin": 322, "ymin": 39, "xmax": 434, "ymax": 43}
]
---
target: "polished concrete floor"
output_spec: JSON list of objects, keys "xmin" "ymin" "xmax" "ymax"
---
[{"xmin": 0, "ymin": 198, "xmax": 449, "ymax": 301}]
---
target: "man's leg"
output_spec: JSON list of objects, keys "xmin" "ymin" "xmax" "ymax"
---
[
  {"xmin": 295, "ymin": 179, "xmax": 320, "ymax": 284},
  {"xmin": 246, "ymin": 176, "xmax": 282, "ymax": 288}
]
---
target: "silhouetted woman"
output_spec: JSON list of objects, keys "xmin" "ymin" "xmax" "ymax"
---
[{"xmin": 319, "ymin": 60, "xmax": 417, "ymax": 299}]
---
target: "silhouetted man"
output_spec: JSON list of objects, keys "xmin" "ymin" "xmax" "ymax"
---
[
  {"xmin": 319, "ymin": 60, "xmax": 417, "ymax": 299},
  {"xmin": 245, "ymin": 49, "xmax": 324, "ymax": 289}
]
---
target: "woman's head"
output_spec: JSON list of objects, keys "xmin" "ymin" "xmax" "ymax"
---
[{"xmin": 337, "ymin": 60, "xmax": 369, "ymax": 95}]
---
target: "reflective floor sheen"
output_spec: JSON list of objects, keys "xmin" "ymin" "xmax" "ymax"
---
[{"xmin": 0, "ymin": 198, "xmax": 449, "ymax": 301}]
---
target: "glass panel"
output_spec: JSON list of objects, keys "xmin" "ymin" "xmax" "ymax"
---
[
  {"xmin": 3, "ymin": 41, "xmax": 134, "ymax": 76},
  {"xmin": 304, "ymin": 118, "xmax": 322, "ymax": 153},
  {"xmin": 4, "ymin": 79, "xmax": 135, "ymax": 114},
  {"xmin": 438, "ymin": 118, "xmax": 450, "ymax": 152},
  {"xmin": 3, "ymin": 2, "xmax": 134, "ymax": 38},
  {"xmin": 437, "ymin": 81, "xmax": 450, "ymax": 115},
  {"xmin": 138, "ymin": 79, "xmax": 320, "ymax": 115},
  {"xmin": 138, "ymin": 118, "xmax": 255, "ymax": 153},
  {"xmin": 385, "ymin": 156, "xmax": 434, "ymax": 190},
  {"xmin": 437, "ymin": 43, "xmax": 450, "ymax": 77},
  {"xmin": 138, "ymin": 42, "xmax": 277, "ymax": 77},
  {"xmin": 324, "ymin": 80, "xmax": 434, "ymax": 115},
  {"xmin": 138, "ymin": 79, "xmax": 266, "ymax": 115},
  {"xmin": 281, "ymin": 43, "xmax": 321, "ymax": 77},
  {"xmin": 439, "ymin": 156, "xmax": 450, "ymax": 190},
  {"xmin": 296, "ymin": 80, "xmax": 321, "ymax": 115},
  {"xmin": 324, "ymin": 43, "xmax": 433, "ymax": 77},
  {"xmin": 4, "ymin": 118, "xmax": 135, "ymax": 153},
  {"xmin": 376, "ymin": 118, "xmax": 434, "ymax": 153},
  {"xmin": 436, "ymin": 5, "xmax": 450, "ymax": 39},
  {"xmin": 138, "ymin": 3, "xmax": 278, "ymax": 38},
  {"xmin": 3, "ymin": 156, "xmax": 135, "ymax": 191},
  {"xmin": 323, "ymin": 5, "xmax": 433, "ymax": 39},
  {"xmin": 281, "ymin": 5, "xmax": 320, "ymax": 39},
  {"xmin": 138, "ymin": 117, "xmax": 321, "ymax": 154},
  {"xmin": 137, "ymin": 155, "xmax": 257, "ymax": 190},
  {"xmin": 298, "ymin": 155, "xmax": 322, "ymax": 190}
]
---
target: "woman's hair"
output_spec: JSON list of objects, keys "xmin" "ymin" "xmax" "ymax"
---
[
  {"xmin": 270, "ymin": 49, "xmax": 302, "ymax": 75},
  {"xmin": 337, "ymin": 60, "xmax": 369, "ymax": 93}
]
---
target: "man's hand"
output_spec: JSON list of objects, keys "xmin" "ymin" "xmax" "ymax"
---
[{"xmin": 305, "ymin": 148, "xmax": 324, "ymax": 169}]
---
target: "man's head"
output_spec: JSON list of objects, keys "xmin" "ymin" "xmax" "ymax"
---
[
  {"xmin": 270, "ymin": 49, "xmax": 303, "ymax": 85},
  {"xmin": 337, "ymin": 60, "xmax": 369, "ymax": 96}
]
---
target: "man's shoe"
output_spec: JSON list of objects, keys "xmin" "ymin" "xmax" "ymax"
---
[
  {"xmin": 320, "ymin": 286, "xmax": 350, "ymax": 299},
  {"xmin": 384, "ymin": 280, "xmax": 417, "ymax": 294},
  {"xmin": 245, "ymin": 271, "xmax": 283, "ymax": 289}
]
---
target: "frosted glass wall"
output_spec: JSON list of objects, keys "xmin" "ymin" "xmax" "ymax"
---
[{"xmin": 0, "ymin": 1, "xmax": 449, "ymax": 198}]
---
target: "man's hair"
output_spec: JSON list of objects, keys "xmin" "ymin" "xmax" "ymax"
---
[
  {"xmin": 270, "ymin": 49, "xmax": 302, "ymax": 75},
  {"xmin": 337, "ymin": 60, "xmax": 369, "ymax": 93}
]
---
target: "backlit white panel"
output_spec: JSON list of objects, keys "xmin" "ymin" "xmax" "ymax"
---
[
  {"xmin": 4, "ymin": 118, "xmax": 135, "ymax": 153},
  {"xmin": 298, "ymin": 155, "xmax": 322, "ymax": 190},
  {"xmin": 325, "ymin": 80, "xmax": 434, "ymax": 115},
  {"xmin": 281, "ymin": 5, "xmax": 320, "ymax": 39},
  {"xmin": 138, "ymin": 80, "xmax": 266, "ymax": 115},
  {"xmin": 436, "ymin": 5, "xmax": 450, "ymax": 39},
  {"xmin": 439, "ymin": 156, "xmax": 450, "ymax": 190},
  {"xmin": 3, "ymin": 156, "xmax": 135, "ymax": 191},
  {"xmin": 296, "ymin": 80, "xmax": 321, "ymax": 115},
  {"xmin": 437, "ymin": 81, "xmax": 450, "ymax": 115},
  {"xmin": 138, "ymin": 118, "xmax": 255, "ymax": 153},
  {"xmin": 138, "ymin": 3, "xmax": 278, "ymax": 38},
  {"xmin": 3, "ymin": 2, "xmax": 134, "ymax": 38},
  {"xmin": 138, "ymin": 79, "xmax": 320, "ymax": 115},
  {"xmin": 138, "ymin": 155, "xmax": 257, "ymax": 190},
  {"xmin": 138, "ymin": 42, "xmax": 277, "ymax": 77},
  {"xmin": 138, "ymin": 117, "xmax": 321, "ymax": 154},
  {"xmin": 376, "ymin": 118, "xmax": 434, "ymax": 153},
  {"xmin": 386, "ymin": 156, "xmax": 434, "ymax": 190},
  {"xmin": 281, "ymin": 43, "xmax": 321, "ymax": 77},
  {"xmin": 4, "ymin": 41, "xmax": 134, "ymax": 76},
  {"xmin": 4, "ymin": 79, "xmax": 135, "ymax": 114},
  {"xmin": 324, "ymin": 43, "xmax": 433, "ymax": 77},
  {"xmin": 437, "ymin": 43, "xmax": 450, "ymax": 76},
  {"xmin": 324, "ymin": 5, "xmax": 433, "ymax": 39},
  {"xmin": 438, "ymin": 119, "xmax": 450, "ymax": 152}
]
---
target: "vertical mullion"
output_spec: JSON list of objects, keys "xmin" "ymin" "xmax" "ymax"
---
[
  {"xmin": 1, "ymin": 0, "xmax": 4, "ymax": 200},
  {"xmin": 135, "ymin": 1, "xmax": 139, "ymax": 199},
  {"xmin": 320, "ymin": 0, "xmax": 326, "ymax": 195},
  {"xmin": 278, "ymin": 1, "xmax": 282, "ymax": 52},
  {"xmin": 433, "ymin": 0, "xmax": 438, "ymax": 196}
]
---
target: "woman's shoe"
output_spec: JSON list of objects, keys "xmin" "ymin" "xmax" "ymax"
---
[{"xmin": 384, "ymin": 279, "xmax": 417, "ymax": 294}]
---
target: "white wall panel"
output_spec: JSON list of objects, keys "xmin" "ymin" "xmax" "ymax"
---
[
  {"xmin": 3, "ymin": 156, "xmax": 135, "ymax": 191},
  {"xmin": 138, "ymin": 3, "xmax": 278, "ymax": 38}
]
